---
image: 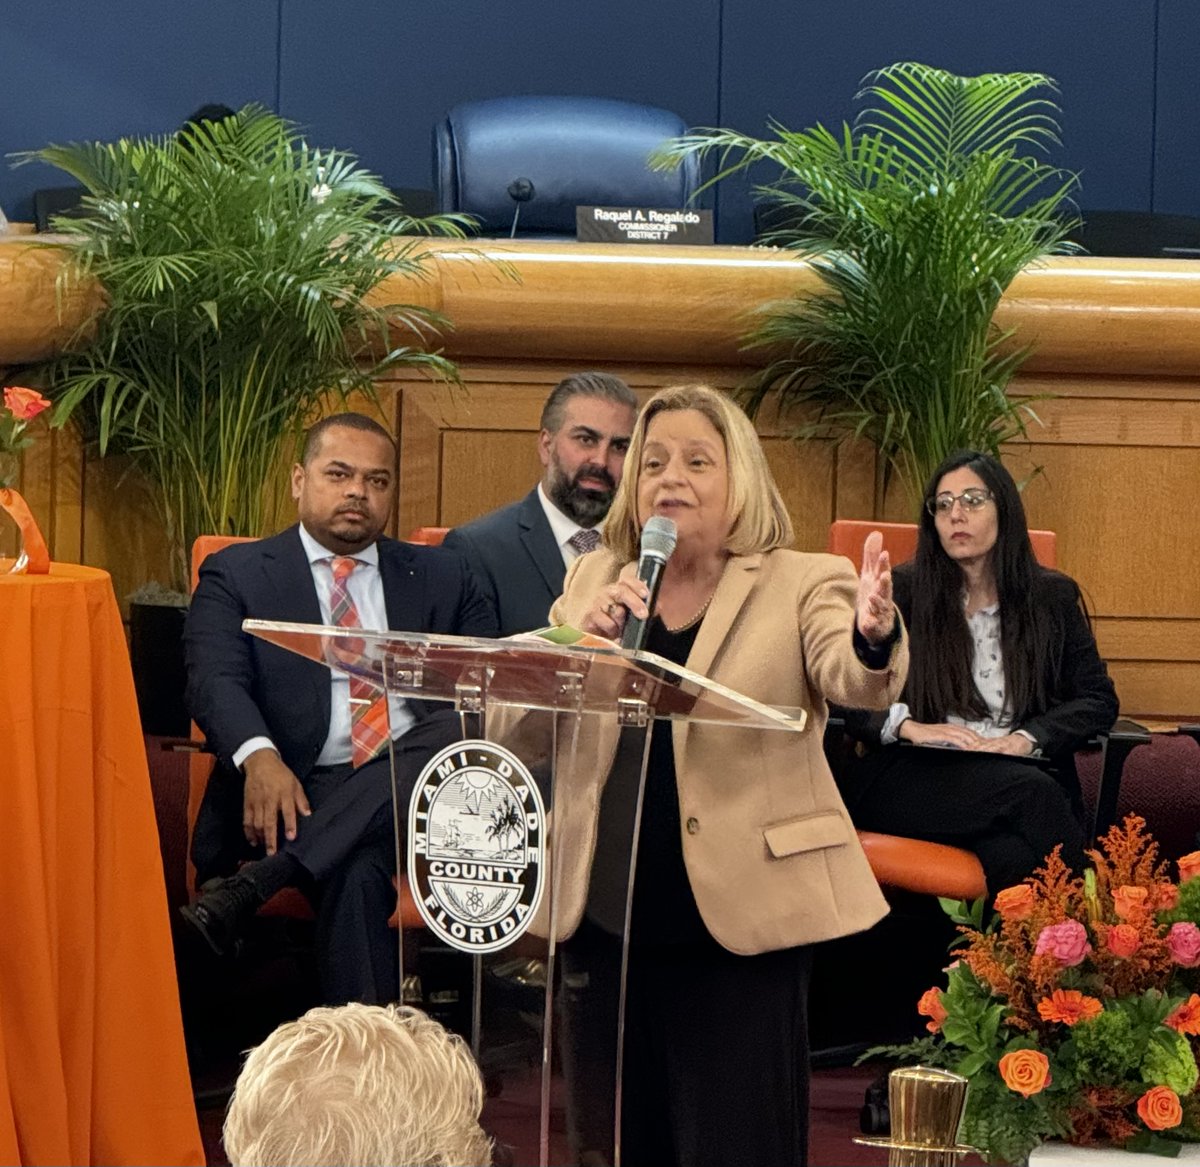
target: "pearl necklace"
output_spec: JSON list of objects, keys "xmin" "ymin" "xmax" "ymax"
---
[{"xmin": 665, "ymin": 589, "xmax": 717, "ymax": 633}]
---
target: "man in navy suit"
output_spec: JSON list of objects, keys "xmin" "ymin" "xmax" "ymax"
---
[
  {"xmin": 443, "ymin": 372, "xmax": 638, "ymax": 636},
  {"xmin": 181, "ymin": 412, "xmax": 497, "ymax": 1005}
]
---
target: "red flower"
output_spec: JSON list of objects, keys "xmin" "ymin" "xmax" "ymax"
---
[
  {"xmin": 1105, "ymin": 923, "xmax": 1141, "ymax": 959},
  {"xmin": 1166, "ymin": 994, "xmax": 1200, "ymax": 1035},
  {"xmin": 2, "ymin": 386, "xmax": 50, "ymax": 422},
  {"xmin": 1036, "ymin": 989, "xmax": 1103, "ymax": 1026},
  {"xmin": 917, "ymin": 987, "xmax": 947, "ymax": 1034}
]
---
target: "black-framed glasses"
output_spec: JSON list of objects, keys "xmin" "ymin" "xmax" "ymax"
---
[{"xmin": 925, "ymin": 488, "xmax": 994, "ymax": 516}]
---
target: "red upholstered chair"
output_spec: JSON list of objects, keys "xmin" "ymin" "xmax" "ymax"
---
[{"xmin": 186, "ymin": 535, "xmax": 422, "ymax": 930}]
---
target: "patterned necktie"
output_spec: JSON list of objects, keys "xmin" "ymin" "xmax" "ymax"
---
[
  {"xmin": 329, "ymin": 556, "xmax": 390, "ymax": 768},
  {"xmin": 568, "ymin": 528, "xmax": 601, "ymax": 555}
]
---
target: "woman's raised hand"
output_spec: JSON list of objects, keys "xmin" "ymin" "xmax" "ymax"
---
[
  {"xmin": 580, "ymin": 564, "xmax": 650, "ymax": 640},
  {"xmin": 855, "ymin": 530, "xmax": 896, "ymax": 644}
]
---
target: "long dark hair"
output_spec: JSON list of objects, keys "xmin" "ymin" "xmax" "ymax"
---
[{"xmin": 905, "ymin": 450, "xmax": 1075, "ymax": 724}]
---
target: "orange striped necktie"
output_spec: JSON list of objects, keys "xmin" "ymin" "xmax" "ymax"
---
[{"xmin": 329, "ymin": 556, "xmax": 390, "ymax": 768}]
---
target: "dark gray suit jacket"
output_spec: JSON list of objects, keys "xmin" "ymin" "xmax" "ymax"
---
[{"xmin": 442, "ymin": 488, "xmax": 568, "ymax": 636}]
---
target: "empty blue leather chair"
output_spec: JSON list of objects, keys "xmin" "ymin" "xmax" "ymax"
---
[{"xmin": 434, "ymin": 96, "xmax": 700, "ymax": 237}]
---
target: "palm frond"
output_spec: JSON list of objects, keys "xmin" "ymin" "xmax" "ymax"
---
[
  {"xmin": 659, "ymin": 61, "xmax": 1077, "ymax": 502},
  {"xmin": 24, "ymin": 105, "xmax": 464, "ymax": 587}
]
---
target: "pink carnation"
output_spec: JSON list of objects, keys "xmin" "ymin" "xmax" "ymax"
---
[
  {"xmin": 1167, "ymin": 922, "xmax": 1200, "ymax": 968},
  {"xmin": 1035, "ymin": 920, "xmax": 1092, "ymax": 967}
]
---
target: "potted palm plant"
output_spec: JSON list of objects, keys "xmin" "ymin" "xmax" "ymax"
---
[
  {"xmin": 654, "ymin": 62, "xmax": 1079, "ymax": 507},
  {"xmin": 20, "ymin": 105, "xmax": 467, "ymax": 730}
]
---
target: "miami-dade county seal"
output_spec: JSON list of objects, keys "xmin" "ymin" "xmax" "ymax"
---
[{"xmin": 407, "ymin": 740, "xmax": 545, "ymax": 953}]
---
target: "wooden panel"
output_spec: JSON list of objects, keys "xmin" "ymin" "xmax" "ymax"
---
[
  {"xmin": 1095, "ymin": 619, "xmax": 1200, "ymax": 662},
  {"xmin": 440, "ymin": 432, "xmax": 542, "ymax": 528},
  {"xmin": 1007, "ymin": 444, "xmax": 1200, "ymax": 620},
  {"xmin": 1108, "ymin": 662, "xmax": 1200, "ymax": 722}
]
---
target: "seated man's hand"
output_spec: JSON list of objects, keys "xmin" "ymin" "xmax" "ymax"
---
[{"xmin": 242, "ymin": 748, "xmax": 311, "ymax": 855}]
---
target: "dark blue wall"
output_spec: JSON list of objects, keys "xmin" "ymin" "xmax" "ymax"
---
[{"xmin": 2, "ymin": 1, "xmax": 1192, "ymax": 242}]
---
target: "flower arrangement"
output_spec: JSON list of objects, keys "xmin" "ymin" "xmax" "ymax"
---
[
  {"xmin": 878, "ymin": 817, "xmax": 1200, "ymax": 1163},
  {"xmin": 0, "ymin": 386, "xmax": 51, "ymax": 488}
]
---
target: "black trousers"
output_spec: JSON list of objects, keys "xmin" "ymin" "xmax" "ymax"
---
[
  {"xmin": 559, "ymin": 916, "xmax": 812, "ymax": 1167},
  {"xmin": 192, "ymin": 711, "xmax": 461, "ymax": 1005},
  {"xmin": 838, "ymin": 746, "xmax": 1086, "ymax": 894}
]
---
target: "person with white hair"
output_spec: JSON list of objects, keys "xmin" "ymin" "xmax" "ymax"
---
[{"xmin": 222, "ymin": 1003, "xmax": 493, "ymax": 1167}]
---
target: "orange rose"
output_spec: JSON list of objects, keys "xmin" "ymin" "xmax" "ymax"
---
[
  {"xmin": 2, "ymin": 386, "xmax": 50, "ymax": 421},
  {"xmin": 999, "ymin": 1049, "xmax": 1051, "ymax": 1098},
  {"xmin": 1179, "ymin": 852, "xmax": 1200, "ymax": 885},
  {"xmin": 1036, "ymin": 989, "xmax": 1103, "ymax": 1026},
  {"xmin": 1166, "ymin": 994, "xmax": 1200, "ymax": 1035},
  {"xmin": 1156, "ymin": 882, "xmax": 1180, "ymax": 911},
  {"xmin": 918, "ymin": 987, "xmax": 948, "ymax": 1034},
  {"xmin": 1112, "ymin": 885, "xmax": 1150, "ymax": 921},
  {"xmin": 994, "ymin": 884, "xmax": 1036, "ymax": 922},
  {"xmin": 1106, "ymin": 923, "xmax": 1141, "ymax": 959},
  {"xmin": 1137, "ymin": 1086, "xmax": 1183, "ymax": 1131}
]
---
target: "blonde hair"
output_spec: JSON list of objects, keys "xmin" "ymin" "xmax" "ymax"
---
[
  {"xmin": 222, "ymin": 1004, "xmax": 492, "ymax": 1167},
  {"xmin": 604, "ymin": 384, "xmax": 794, "ymax": 562}
]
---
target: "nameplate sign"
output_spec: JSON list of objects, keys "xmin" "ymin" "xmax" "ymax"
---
[{"xmin": 576, "ymin": 205, "xmax": 714, "ymax": 245}]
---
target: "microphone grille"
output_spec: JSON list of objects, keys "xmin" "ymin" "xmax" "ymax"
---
[{"xmin": 641, "ymin": 515, "xmax": 677, "ymax": 559}]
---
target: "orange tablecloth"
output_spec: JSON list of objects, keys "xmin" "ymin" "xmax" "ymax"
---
[{"xmin": 0, "ymin": 563, "xmax": 203, "ymax": 1166}]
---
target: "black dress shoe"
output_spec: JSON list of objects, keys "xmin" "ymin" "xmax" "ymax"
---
[{"xmin": 178, "ymin": 874, "xmax": 265, "ymax": 957}]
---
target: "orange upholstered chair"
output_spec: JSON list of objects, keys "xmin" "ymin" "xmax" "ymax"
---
[
  {"xmin": 187, "ymin": 534, "xmax": 422, "ymax": 929},
  {"xmin": 827, "ymin": 519, "xmax": 1057, "ymax": 903},
  {"xmin": 406, "ymin": 525, "xmax": 449, "ymax": 545},
  {"xmin": 825, "ymin": 519, "xmax": 1146, "ymax": 900}
]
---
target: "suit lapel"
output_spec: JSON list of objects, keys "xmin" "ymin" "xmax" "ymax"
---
[
  {"xmin": 518, "ymin": 489, "xmax": 567, "ymax": 598},
  {"xmin": 379, "ymin": 538, "xmax": 424, "ymax": 631},
  {"xmin": 260, "ymin": 525, "xmax": 327, "ymax": 722},
  {"xmin": 676, "ymin": 553, "xmax": 762, "ymax": 758},
  {"xmin": 685, "ymin": 553, "xmax": 762, "ymax": 679},
  {"xmin": 261, "ymin": 526, "xmax": 322, "ymax": 624}
]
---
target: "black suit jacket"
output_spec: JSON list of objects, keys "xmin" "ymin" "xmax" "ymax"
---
[
  {"xmin": 841, "ymin": 562, "xmax": 1118, "ymax": 765},
  {"xmin": 184, "ymin": 525, "xmax": 498, "ymax": 779},
  {"xmin": 442, "ymin": 488, "xmax": 568, "ymax": 636}
]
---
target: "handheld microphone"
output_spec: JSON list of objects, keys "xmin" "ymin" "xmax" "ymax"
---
[
  {"xmin": 621, "ymin": 516, "xmax": 677, "ymax": 651},
  {"xmin": 507, "ymin": 178, "xmax": 535, "ymax": 238}
]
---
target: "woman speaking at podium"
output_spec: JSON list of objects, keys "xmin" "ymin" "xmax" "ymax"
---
[{"xmin": 548, "ymin": 385, "xmax": 907, "ymax": 1167}]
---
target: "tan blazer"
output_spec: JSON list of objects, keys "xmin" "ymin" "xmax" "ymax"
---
[{"xmin": 528, "ymin": 546, "xmax": 906, "ymax": 956}]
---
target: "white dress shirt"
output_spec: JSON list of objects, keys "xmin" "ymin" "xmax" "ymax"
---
[
  {"xmin": 537, "ymin": 482, "xmax": 603, "ymax": 568},
  {"xmin": 232, "ymin": 524, "xmax": 415, "ymax": 770},
  {"xmin": 881, "ymin": 601, "xmax": 1039, "ymax": 751}
]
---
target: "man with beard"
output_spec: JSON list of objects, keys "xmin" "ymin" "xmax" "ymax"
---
[{"xmin": 443, "ymin": 372, "xmax": 638, "ymax": 636}]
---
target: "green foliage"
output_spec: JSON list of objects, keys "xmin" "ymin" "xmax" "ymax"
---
[
  {"xmin": 653, "ymin": 61, "xmax": 1079, "ymax": 504},
  {"xmin": 1144, "ymin": 1030, "xmax": 1200, "ymax": 1095},
  {"xmin": 1163, "ymin": 878, "xmax": 1200, "ymax": 925},
  {"xmin": 1073, "ymin": 1010, "xmax": 1138, "ymax": 1084},
  {"xmin": 17, "ymin": 106, "xmax": 470, "ymax": 587}
]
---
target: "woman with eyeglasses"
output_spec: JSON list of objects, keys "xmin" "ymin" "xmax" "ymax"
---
[{"xmin": 838, "ymin": 449, "xmax": 1118, "ymax": 895}]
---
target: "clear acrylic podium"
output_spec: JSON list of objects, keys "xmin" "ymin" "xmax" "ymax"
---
[{"xmin": 244, "ymin": 618, "xmax": 805, "ymax": 1167}]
